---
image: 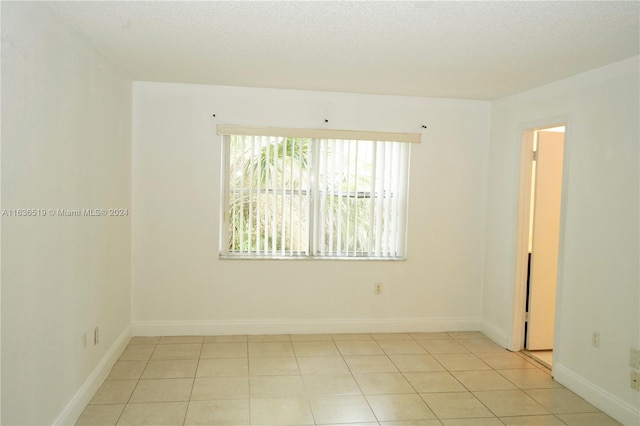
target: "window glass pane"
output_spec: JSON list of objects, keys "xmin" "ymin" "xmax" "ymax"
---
[
  {"xmin": 223, "ymin": 133, "xmax": 408, "ymax": 259},
  {"xmin": 317, "ymin": 139, "xmax": 375, "ymax": 256},
  {"xmin": 314, "ymin": 139, "xmax": 408, "ymax": 258},
  {"xmin": 228, "ymin": 135, "xmax": 311, "ymax": 255}
]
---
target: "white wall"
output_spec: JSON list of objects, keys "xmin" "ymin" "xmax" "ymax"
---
[
  {"xmin": 132, "ymin": 82, "xmax": 490, "ymax": 335},
  {"xmin": 483, "ymin": 57, "xmax": 639, "ymax": 424},
  {"xmin": 1, "ymin": 3, "xmax": 132, "ymax": 425}
]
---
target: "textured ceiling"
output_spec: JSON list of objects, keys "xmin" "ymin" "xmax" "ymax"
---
[{"xmin": 48, "ymin": 1, "xmax": 639, "ymax": 100}]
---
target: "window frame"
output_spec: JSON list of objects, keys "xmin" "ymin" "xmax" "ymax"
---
[{"xmin": 218, "ymin": 126, "xmax": 420, "ymax": 261}]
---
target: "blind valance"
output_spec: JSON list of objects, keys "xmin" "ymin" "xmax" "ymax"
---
[{"xmin": 217, "ymin": 125, "xmax": 421, "ymax": 144}]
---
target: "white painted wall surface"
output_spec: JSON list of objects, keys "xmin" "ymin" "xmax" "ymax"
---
[
  {"xmin": 1, "ymin": 3, "xmax": 132, "ymax": 425},
  {"xmin": 483, "ymin": 57, "xmax": 639, "ymax": 424},
  {"xmin": 132, "ymin": 82, "xmax": 490, "ymax": 334}
]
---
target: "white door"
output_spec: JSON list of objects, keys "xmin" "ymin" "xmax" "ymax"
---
[{"xmin": 526, "ymin": 130, "xmax": 564, "ymax": 350}]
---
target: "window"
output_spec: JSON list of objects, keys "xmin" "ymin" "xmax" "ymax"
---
[{"xmin": 219, "ymin": 126, "xmax": 418, "ymax": 259}]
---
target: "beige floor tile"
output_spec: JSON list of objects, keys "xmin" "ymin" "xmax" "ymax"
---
[
  {"xmin": 345, "ymin": 355, "xmax": 399, "ymax": 373},
  {"xmin": 117, "ymin": 402, "xmax": 188, "ymax": 425},
  {"xmin": 476, "ymin": 352, "xmax": 537, "ymax": 369},
  {"xmin": 80, "ymin": 333, "xmax": 624, "ymax": 426},
  {"xmin": 525, "ymin": 388, "xmax": 598, "ymax": 414},
  {"xmin": 309, "ymin": 395, "xmax": 377, "ymax": 424},
  {"xmin": 420, "ymin": 392, "xmax": 494, "ymax": 419},
  {"xmin": 141, "ymin": 359, "xmax": 198, "ymax": 379},
  {"xmin": 129, "ymin": 378, "xmax": 193, "ymax": 403},
  {"xmin": 389, "ymin": 354, "xmax": 446, "ymax": 372},
  {"xmin": 447, "ymin": 331, "xmax": 487, "ymax": 340},
  {"xmin": 336, "ymin": 340, "xmax": 384, "ymax": 355},
  {"xmin": 250, "ymin": 398, "xmax": 314, "ymax": 425},
  {"xmin": 527, "ymin": 350, "xmax": 553, "ymax": 367},
  {"xmin": 452, "ymin": 370, "xmax": 517, "ymax": 391},
  {"xmin": 458, "ymin": 339, "xmax": 505, "ymax": 353},
  {"xmin": 290, "ymin": 334, "xmax": 334, "ymax": 341},
  {"xmin": 203, "ymin": 335, "xmax": 248, "ymax": 343},
  {"xmin": 303, "ymin": 374, "xmax": 361, "ymax": 396},
  {"xmin": 433, "ymin": 354, "xmax": 492, "ymax": 371},
  {"xmin": 196, "ymin": 358, "xmax": 248, "ymax": 377},
  {"xmin": 473, "ymin": 389, "xmax": 550, "ymax": 417},
  {"xmin": 248, "ymin": 342, "xmax": 295, "ymax": 357},
  {"xmin": 107, "ymin": 360, "xmax": 147, "ymax": 380},
  {"xmin": 297, "ymin": 356, "xmax": 350, "ymax": 375},
  {"xmin": 332, "ymin": 333, "xmax": 374, "ymax": 341},
  {"xmin": 129, "ymin": 337, "xmax": 160, "ymax": 345},
  {"xmin": 184, "ymin": 399, "xmax": 250, "ymax": 425},
  {"xmin": 404, "ymin": 372, "xmax": 466, "ymax": 393},
  {"xmin": 249, "ymin": 357, "xmax": 300, "ymax": 375},
  {"xmin": 419, "ymin": 340, "xmax": 470, "ymax": 354},
  {"xmin": 500, "ymin": 414, "xmax": 566, "ymax": 425},
  {"xmin": 411, "ymin": 332, "xmax": 453, "ymax": 340},
  {"xmin": 293, "ymin": 341, "xmax": 340, "ymax": 356},
  {"xmin": 76, "ymin": 403, "xmax": 124, "ymax": 425},
  {"xmin": 371, "ymin": 333, "xmax": 414, "ymax": 340},
  {"xmin": 324, "ymin": 424, "xmax": 381, "ymax": 426},
  {"xmin": 354, "ymin": 372, "xmax": 415, "ymax": 394},
  {"xmin": 119, "ymin": 345, "xmax": 155, "ymax": 361},
  {"xmin": 250, "ymin": 375, "xmax": 305, "ymax": 398},
  {"xmin": 151, "ymin": 344, "xmax": 201, "ymax": 360},
  {"xmin": 379, "ymin": 340, "xmax": 427, "ymax": 355},
  {"xmin": 440, "ymin": 418, "xmax": 503, "ymax": 426},
  {"xmin": 367, "ymin": 394, "xmax": 436, "ymax": 421},
  {"xmin": 247, "ymin": 334, "xmax": 291, "ymax": 342},
  {"xmin": 201, "ymin": 342, "xmax": 248, "ymax": 358},
  {"xmin": 497, "ymin": 368, "xmax": 563, "ymax": 389},
  {"xmin": 191, "ymin": 377, "xmax": 249, "ymax": 400},
  {"xmin": 158, "ymin": 336, "xmax": 203, "ymax": 344},
  {"xmin": 91, "ymin": 380, "xmax": 137, "ymax": 404},
  {"xmin": 556, "ymin": 412, "xmax": 622, "ymax": 425},
  {"xmin": 318, "ymin": 424, "xmax": 380, "ymax": 426}
]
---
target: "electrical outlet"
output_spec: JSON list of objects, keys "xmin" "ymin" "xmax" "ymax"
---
[
  {"xmin": 374, "ymin": 282, "xmax": 382, "ymax": 295},
  {"xmin": 631, "ymin": 370, "xmax": 640, "ymax": 391},
  {"xmin": 591, "ymin": 331, "xmax": 600, "ymax": 348},
  {"xmin": 630, "ymin": 347, "xmax": 640, "ymax": 369},
  {"xmin": 94, "ymin": 327, "xmax": 99, "ymax": 345}
]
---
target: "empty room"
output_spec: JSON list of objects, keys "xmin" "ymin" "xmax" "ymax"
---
[{"xmin": 1, "ymin": 1, "xmax": 638, "ymax": 425}]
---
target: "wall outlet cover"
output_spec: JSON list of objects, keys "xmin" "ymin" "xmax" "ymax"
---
[
  {"xmin": 630, "ymin": 347, "xmax": 640, "ymax": 369},
  {"xmin": 631, "ymin": 370, "xmax": 640, "ymax": 392}
]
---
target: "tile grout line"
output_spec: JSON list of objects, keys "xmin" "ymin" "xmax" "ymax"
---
[
  {"xmin": 290, "ymin": 336, "xmax": 316, "ymax": 425},
  {"xmin": 394, "ymin": 343, "xmax": 446, "ymax": 423},
  {"xmin": 246, "ymin": 338, "xmax": 251, "ymax": 426},
  {"xmin": 338, "ymin": 333, "xmax": 385, "ymax": 425},
  {"xmin": 80, "ymin": 334, "xmax": 617, "ymax": 426},
  {"xmin": 405, "ymin": 334, "xmax": 498, "ymax": 423},
  {"xmin": 117, "ymin": 339, "xmax": 156, "ymax": 425},
  {"xmin": 181, "ymin": 338, "xmax": 204, "ymax": 426}
]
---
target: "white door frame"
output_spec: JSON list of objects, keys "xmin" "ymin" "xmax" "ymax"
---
[{"xmin": 510, "ymin": 115, "xmax": 571, "ymax": 362}]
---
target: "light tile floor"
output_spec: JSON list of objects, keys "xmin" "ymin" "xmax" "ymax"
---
[
  {"xmin": 77, "ymin": 332, "xmax": 621, "ymax": 425},
  {"xmin": 524, "ymin": 350, "xmax": 553, "ymax": 369}
]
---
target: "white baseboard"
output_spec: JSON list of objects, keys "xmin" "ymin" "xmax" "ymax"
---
[
  {"xmin": 553, "ymin": 363, "xmax": 640, "ymax": 426},
  {"xmin": 132, "ymin": 317, "xmax": 483, "ymax": 336},
  {"xmin": 481, "ymin": 320, "xmax": 510, "ymax": 348},
  {"xmin": 54, "ymin": 325, "xmax": 132, "ymax": 426}
]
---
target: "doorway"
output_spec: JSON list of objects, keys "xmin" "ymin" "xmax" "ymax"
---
[{"xmin": 515, "ymin": 125, "xmax": 565, "ymax": 369}]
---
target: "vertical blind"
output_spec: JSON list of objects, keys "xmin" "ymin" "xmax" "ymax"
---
[
  {"xmin": 221, "ymin": 129, "xmax": 415, "ymax": 259},
  {"xmin": 226, "ymin": 135, "xmax": 312, "ymax": 257},
  {"xmin": 314, "ymin": 139, "xmax": 410, "ymax": 257}
]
